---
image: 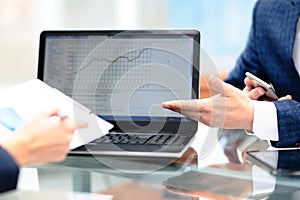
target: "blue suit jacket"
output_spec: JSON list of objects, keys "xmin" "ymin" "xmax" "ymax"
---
[
  {"xmin": 225, "ymin": 0, "xmax": 300, "ymax": 147},
  {"xmin": 0, "ymin": 146, "xmax": 19, "ymax": 193}
]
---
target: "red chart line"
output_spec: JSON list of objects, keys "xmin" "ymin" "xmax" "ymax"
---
[{"xmin": 76, "ymin": 48, "xmax": 150, "ymax": 74}]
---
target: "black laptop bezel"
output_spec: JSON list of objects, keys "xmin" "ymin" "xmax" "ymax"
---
[{"xmin": 37, "ymin": 30, "xmax": 200, "ymax": 134}]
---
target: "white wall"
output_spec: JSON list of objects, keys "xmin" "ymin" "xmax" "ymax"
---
[
  {"xmin": 0, "ymin": 0, "xmax": 253, "ymax": 88},
  {"xmin": 0, "ymin": 0, "xmax": 38, "ymax": 88},
  {"xmin": 0, "ymin": 0, "xmax": 169, "ymax": 88}
]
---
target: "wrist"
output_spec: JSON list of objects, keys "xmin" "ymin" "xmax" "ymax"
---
[
  {"xmin": 1, "ymin": 133, "xmax": 31, "ymax": 166},
  {"xmin": 245, "ymin": 101, "xmax": 254, "ymax": 132}
]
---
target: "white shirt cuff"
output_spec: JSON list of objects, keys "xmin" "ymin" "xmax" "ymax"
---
[{"xmin": 251, "ymin": 101, "xmax": 279, "ymax": 141}]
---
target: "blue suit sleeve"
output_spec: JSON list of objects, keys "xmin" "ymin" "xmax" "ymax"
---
[
  {"xmin": 271, "ymin": 100, "xmax": 300, "ymax": 147},
  {"xmin": 224, "ymin": 0, "xmax": 300, "ymax": 147},
  {"xmin": 0, "ymin": 146, "xmax": 19, "ymax": 193}
]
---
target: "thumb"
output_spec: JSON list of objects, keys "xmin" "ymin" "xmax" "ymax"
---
[{"xmin": 278, "ymin": 95, "xmax": 292, "ymax": 101}]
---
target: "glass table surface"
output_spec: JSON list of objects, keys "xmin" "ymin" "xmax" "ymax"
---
[{"xmin": 1, "ymin": 125, "xmax": 300, "ymax": 200}]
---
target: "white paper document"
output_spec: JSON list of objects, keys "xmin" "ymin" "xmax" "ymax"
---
[{"xmin": 0, "ymin": 79, "xmax": 113, "ymax": 149}]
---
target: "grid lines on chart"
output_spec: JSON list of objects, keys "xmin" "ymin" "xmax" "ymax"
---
[{"xmin": 81, "ymin": 43, "xmax": 153, "ymax": 90}]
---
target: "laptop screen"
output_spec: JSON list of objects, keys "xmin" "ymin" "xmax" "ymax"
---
[{"xmin": 38, "ymin": 30, "xmax": 200, "ymax": 133}]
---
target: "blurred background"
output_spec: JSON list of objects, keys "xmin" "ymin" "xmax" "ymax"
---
[{"xmin": 0, "ymin": 0, "xmax": 256, "ymax": 88}]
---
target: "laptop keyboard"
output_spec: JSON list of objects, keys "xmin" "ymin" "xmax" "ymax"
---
[{"xmin": 90, "ymin": 133, "xmax": 188, "ymax": 147}]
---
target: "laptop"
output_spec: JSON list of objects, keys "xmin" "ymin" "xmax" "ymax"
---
[{"xmin": 37, "ymin": 30, "xmax": 200, "ymax": 158}]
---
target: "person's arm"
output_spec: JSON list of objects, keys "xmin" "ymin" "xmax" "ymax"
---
[
  {"xmin": 244, "ymin": 94, "xmax": 300, "ymax": 147},
  {"xmin": 271, "ymin": 100, "xmax": 300, "ymax": 147},
  {"xmin": 242, "ymin": 75, "xmax": 292, "ymax": 142},
  {"xmin": 0, "ymin": 108, "xmax": 87, "ymax": 193},
  {"xmin": 242, "ymin": 75, "xmax": 296, "ymax": 146},
  {"xmin": 0, "ymin": 146, "xmax": 19, "ymax": 193},
  {"xmin": 162, "ymin": 75, "xmax": 254, "ymax": 131},
  {"xmin": 0, "ymin": 108, "xmax": 82, "ymax": 166}
]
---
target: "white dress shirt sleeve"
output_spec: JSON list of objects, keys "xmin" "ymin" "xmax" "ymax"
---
[{"xmin": 250, "ymin": 101, "xmax": 279, "ymax": 141}]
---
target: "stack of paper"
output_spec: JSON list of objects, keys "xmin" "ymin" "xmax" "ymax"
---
[{"xmin": 0, "ymin": 79, "xmax": 113, "ymax": 149}]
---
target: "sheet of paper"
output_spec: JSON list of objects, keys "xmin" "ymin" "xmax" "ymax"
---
[{"xmin": 0, "ymin": 79, "xmax": 113, "ymax": 149}]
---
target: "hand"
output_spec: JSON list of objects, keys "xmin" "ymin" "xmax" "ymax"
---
[
  {"xmin": 162, "ymin": 75, "xmax": 254, "ymax": 131},
  {"xmin": 1, "ymin": 108, "xmax": 87, "ymax": 166},
  {"xmin": 243, "ymin": 77, "xmax": 292, "ymax": 101}
]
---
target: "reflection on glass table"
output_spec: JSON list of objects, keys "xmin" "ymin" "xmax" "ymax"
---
[
  {"xmin": 1, "ymin": 127, "xmax": 300, "ymax": 200},
  {"xmin": 37, "ymin": 147, "xmax": 198, "ymax": 200},
  {"xmin": 163, "ymin": 162, "xmax": 300, "ymax": 200}
]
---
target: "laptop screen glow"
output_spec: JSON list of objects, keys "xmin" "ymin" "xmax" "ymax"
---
[{"xmin": 41, "ymin": 31, "xmax": 198, "ymax": 123}]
